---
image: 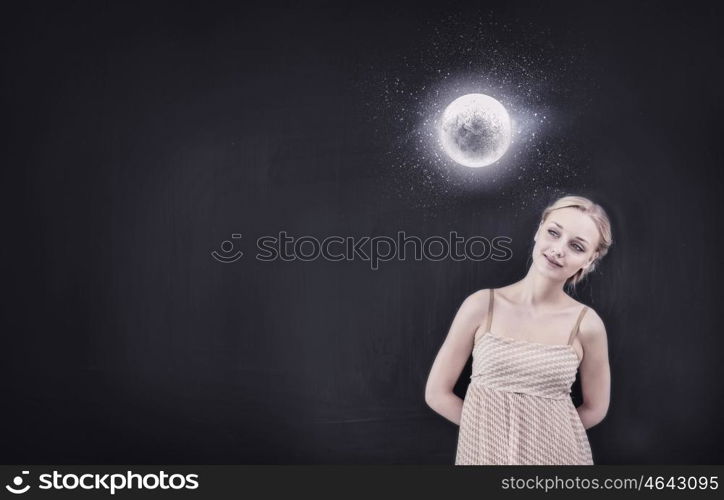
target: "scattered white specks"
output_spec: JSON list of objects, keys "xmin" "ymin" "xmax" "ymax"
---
[{"xmin": 354, "ymin": 10, "xmax": 595, "ymax": 213}]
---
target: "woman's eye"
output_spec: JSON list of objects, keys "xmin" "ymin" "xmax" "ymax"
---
[{"xmin": 548, "ymin": 228, "xmax": 583, "ymax": 251}]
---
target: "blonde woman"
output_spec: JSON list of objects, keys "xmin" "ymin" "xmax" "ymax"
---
[{"xmin": 425, "ymin": 195, "xmax": 612, "ymax": 465}]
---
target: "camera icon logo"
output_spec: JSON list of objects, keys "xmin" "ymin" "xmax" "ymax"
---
[{"xmin": 5, "ymin": 471, "xmax": 30, "ymax": 494}]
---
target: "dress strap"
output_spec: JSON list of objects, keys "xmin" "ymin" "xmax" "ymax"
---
[
  {"xmin": 567, "ymin": 306, "xmax": 589, "ymax": 345},
  {"xmin": 485, "ymin": 288, "xmax": 495, "ymax": 333}
]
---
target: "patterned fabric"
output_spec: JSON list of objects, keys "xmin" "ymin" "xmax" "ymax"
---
[{"xmin": 455, "ymin": 289, "xmax": 594, "ymax": 465}]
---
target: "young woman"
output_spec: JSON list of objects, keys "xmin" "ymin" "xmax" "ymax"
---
[{"xmin": 425, "ymin": 195, "xmax": 612, "ymax": 465}]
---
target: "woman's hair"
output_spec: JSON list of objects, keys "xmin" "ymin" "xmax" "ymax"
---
[{"xmin": 539, "ymin": 195, "xmax": 613, "ymax": 289}]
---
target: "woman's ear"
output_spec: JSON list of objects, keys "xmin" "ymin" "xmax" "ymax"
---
[{"xmin": 586, "ymin": 251, "xmax": 600, "ymax": 267}]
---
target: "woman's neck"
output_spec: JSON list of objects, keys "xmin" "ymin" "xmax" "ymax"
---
[{"xmin": 509, "ymin": 266, "xmax": 569, "ymax": 309}]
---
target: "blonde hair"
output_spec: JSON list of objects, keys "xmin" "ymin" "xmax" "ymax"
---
[{"xmin": 538, "ymin": 195, "xmax": 613, "ymax": 288}]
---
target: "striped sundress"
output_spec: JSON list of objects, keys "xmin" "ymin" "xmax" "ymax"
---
[{"xmin": 455, "ymin": 288, "xmax": 594, "ymax": 465}]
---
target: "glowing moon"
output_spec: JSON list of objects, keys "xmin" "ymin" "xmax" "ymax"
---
[{"xmin": 439, "ymin": 93, "xmax": 512, "ymax": 168}]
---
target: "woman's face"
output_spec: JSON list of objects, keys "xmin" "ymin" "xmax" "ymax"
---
[{"xmin": 533, "ymin": 207, "xmax": 601, "ymax": 281}]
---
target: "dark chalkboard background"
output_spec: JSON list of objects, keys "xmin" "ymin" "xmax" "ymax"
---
[{"xmin": 2, "ymin": 1, "xmax": 722, "ymax": 464}]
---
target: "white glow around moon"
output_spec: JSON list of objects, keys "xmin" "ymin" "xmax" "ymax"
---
[{"xmin": 439, "ymin": 93, "xmax": 512, "ymax": 168}]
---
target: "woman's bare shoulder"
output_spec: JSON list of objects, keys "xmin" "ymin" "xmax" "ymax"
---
[
  {"xmin": 457, "ymin": 288, "xmax": 493, "ymax": 317},
  {"xmin": 578, "ymin": 306, "xmax": 607, "ymax": 341},
  {"xmin": 567, "ymin": 296, "xmax": 599, "ymax": 314}
]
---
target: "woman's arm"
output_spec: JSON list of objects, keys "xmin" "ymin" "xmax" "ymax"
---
[
  {"xmin": 576, "ymin": 309, "xmax": 611, "ymax": 430},
  {"xmin": 424, "ymin": 290, "xmax": 489, "ymax": 426}
]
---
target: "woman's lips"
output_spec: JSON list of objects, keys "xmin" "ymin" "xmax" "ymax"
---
[{"xmin": 544, "ymin": 254, "xmax": 563, "ymax": 267}]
